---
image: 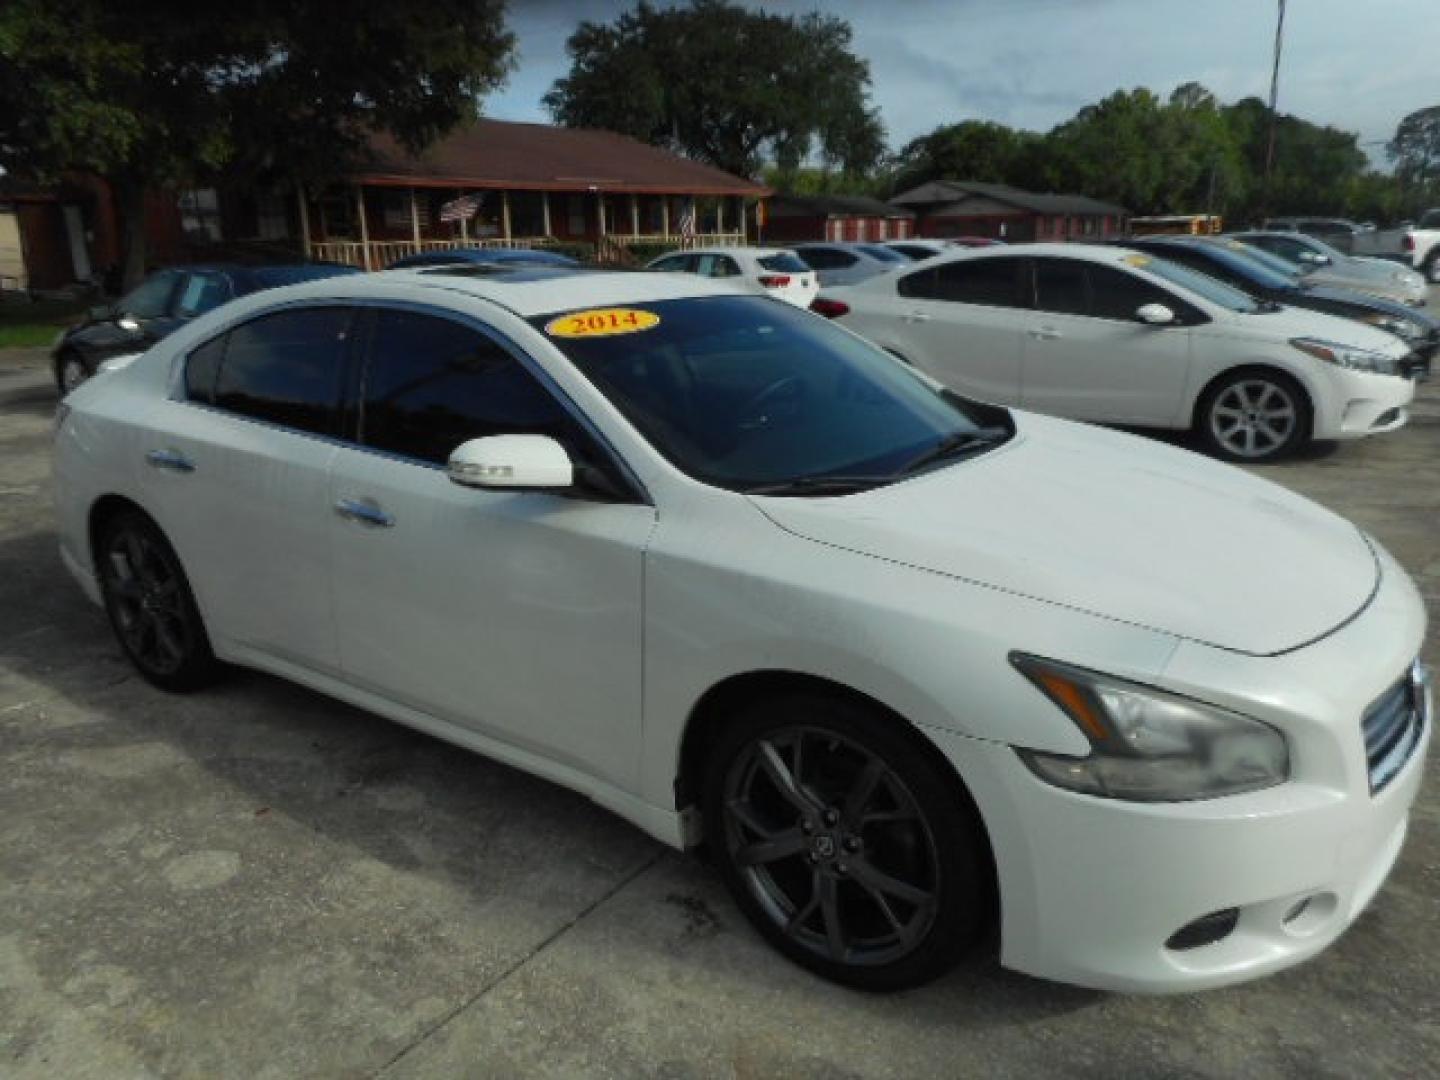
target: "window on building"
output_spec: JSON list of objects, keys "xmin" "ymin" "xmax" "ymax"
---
[
  {"xmin": 360, "ymin": 309, "xmax": 579, "ymax": 466},
  {"xmin": 509, "ymin": 191, "xmax": 546, "ymax": 237},
  {"xmin": 178, "ymin": 189, "xmax": 222, "ymax": 242},
  {"xmin": 567, "ymin": 196, "xmax": 588, "ymax": 236},
  {"xmin": 213, "ymin": 307, "xmax": 353, "ymax": 435}
]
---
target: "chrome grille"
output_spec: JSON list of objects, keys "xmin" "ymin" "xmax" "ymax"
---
[{"xmin": 1362, "ymin": 661, "xmax": 1428, "ymax": 794}]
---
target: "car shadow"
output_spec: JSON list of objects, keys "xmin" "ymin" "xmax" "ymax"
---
[{"xmin": 0, "ymin": 523, "xmax": 1105, "ymax": 1028}]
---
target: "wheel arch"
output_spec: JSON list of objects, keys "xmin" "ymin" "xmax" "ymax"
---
[
  {"xmin": 675, "ymin": 669, "xmax": 995, "ymax": 875},
  {"xmin": 1190, "ymin": 362, "xmax": 1315, "ymax": 438}
]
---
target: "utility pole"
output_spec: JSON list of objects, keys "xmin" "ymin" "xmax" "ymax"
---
[{"xmin": 1263, "ymin": 0, "xmax": 1287, "ymax": 211}]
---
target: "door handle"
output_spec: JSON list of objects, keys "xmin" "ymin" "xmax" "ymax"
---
[
  {"xmin": 1028, "ymin": 327, "xmax": 1062, "ymax": 340},
  {"xmin": 903, "ymin": 311, "xmax": 931, "ymax": 324},
  {"xmin": 145, "ymin": 448, "xmax": 195, "ymax": 473},
  {"xmin": 334, "ymin": 498, "xmax": 395, "ymax": 528}
]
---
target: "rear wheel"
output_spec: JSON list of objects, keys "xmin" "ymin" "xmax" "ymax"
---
[
  {"xmin": 96, "ymin": 511, "xmax": 219, "ymax": 692},
  {"xmin": 702, "ymin": 693, "xmax": 990, "ymax": 991},
  {"xmin": 1197, "ymin": 370, "xmax": 1309, "ymax": 463}
]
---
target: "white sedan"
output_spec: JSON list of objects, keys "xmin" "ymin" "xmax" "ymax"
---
[
  {"xmin": 646, "ymin": 246, "xmax": 818, "ymax": 308},
  {"xmin": 55, "ymin": 266, "xmax": 1429, "ymax": 993},
  {"xmin": 817, "ymin": 244, "xmax": 1416, "ymax": 462}
]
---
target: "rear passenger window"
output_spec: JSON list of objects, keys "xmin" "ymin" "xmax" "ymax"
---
[
  {"xmin": 184, "ymin": 335, "xmax": 226, "ymax": 403},
  {"xmin": 900, "ymin": 258, "xmax": 1025, "ymax": 307},
  {"xmin": 361, "ymin": 309, "xmax": 578, "ymax": 466},
  {"xmin": 213, "ymin": 307, "xmax": 352, "ymax": 435}
]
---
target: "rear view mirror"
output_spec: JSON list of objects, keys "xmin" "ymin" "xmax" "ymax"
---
[
  {"xmin": 447, "ymin": 435, "xmax": 574, "ymax": 491},
  {"xmin": 1135, "ymin": 303, "xmax": 1176, "ymax": 326}
]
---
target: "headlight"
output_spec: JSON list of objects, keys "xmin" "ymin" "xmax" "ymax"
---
[
  {"xmin": 1010, "ymin": 654, "xmax": 1290, "ymax": 802},
  {"xmin": 1291, "ymin": 336, "xmax": 1399, "ymax": 375}
]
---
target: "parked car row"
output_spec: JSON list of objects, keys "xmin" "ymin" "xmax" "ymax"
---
[{"xmin": 53, "ymin": 261, "xmax": 1432, "ymax": 995}]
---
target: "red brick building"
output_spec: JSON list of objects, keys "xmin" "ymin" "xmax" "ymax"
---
[
  {"xmin": 891, "ymin": 180, "xmax": 1127, "ymax": 243},
  {"xmin": 760, "ymin": 195, "xmax": 915, "ymax": 244}
]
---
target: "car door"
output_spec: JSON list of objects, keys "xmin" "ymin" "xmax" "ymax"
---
[
  {"xmin": 1019, "ymin": 257, "xmax": 1193, "ymax": 425},
  {"xmin": 140, "ymin": 304, "xmax": 356, "ymax": 673},
  {"xmin": 327, "ymin": 305, "xmax": 655, "ymax": 790},
  {"xmin": 882, "ymin": 256, "xmax": 1027, "ymax": 405}
]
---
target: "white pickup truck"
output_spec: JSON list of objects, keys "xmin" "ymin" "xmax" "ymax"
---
[{"xmin": 1404, "ymin": 209, "xmax": 1440, "ymax": 283}]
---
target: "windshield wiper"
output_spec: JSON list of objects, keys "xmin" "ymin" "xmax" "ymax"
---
[
  {"xmin": 897, "ymin": 427, "xmax": 1009, "ymax": 476},
  {"xmin": 744, "ymin": 475, "xmax": 893, "ymax": 497}
]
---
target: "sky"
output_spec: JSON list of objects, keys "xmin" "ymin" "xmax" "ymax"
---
[{"xmin": 486, "ymin": 0, "xmax": 1440, "ymax": 166}]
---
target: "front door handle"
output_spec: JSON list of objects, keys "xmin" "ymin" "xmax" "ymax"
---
[
  {"xmin": 903, "ymin": 311, "xmax": 931, "ymax": 324},
  {"xmin": 146, "ymin": 448, "xmax": 195, "ymax": 473},
  {"xmin": 334, "ymin": 497, "xmax": 395, "ymax": 528},
  {"xmin": 1028, "ymin": 326, "xmax": 1062, "ymax": 340}
]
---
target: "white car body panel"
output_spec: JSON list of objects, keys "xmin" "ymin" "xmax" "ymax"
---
[
  {"xmin": 827, "ymin": 243, "xmax": 1415, "ymax": 442},
  {"xmin": 52, "ymin": 269, "xmax": 1430, "ymax": 993},
  {"xmin": 645, "ymin": 246, "xmax": 819, "ymax": 309}
]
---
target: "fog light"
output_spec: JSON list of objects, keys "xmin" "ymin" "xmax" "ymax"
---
[{"xmin": 1165, "ymin": 908, "xmax": 1239, "ymax": 951}]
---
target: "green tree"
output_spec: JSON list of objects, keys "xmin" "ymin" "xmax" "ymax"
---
[
  {"xmin": 886, "ymin": 121, "xmax": 1036, "ymax": 194},
  {"xmin": 544, "ymin": 1, "xmax": 884, "ymax": 179},
  {"xmin": 0, "ymin": 1, "xmax": 514, "ymax": 288},
  {"xmin": 1388, "ymin": 105, "xmax": 1440, "ymax": 185}
]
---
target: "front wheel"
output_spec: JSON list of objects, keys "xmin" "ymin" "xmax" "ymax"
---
[
  {"xmin": 1196, "ymin": 370, "xmax": 1309, "ymax": 463},
  {"xmin": 702, "ymin": 694, "xmax": 990, "ymax": 991},
  {"xmin": 97, "ymin": 511, "xmax": 219, "ymax": 692}
]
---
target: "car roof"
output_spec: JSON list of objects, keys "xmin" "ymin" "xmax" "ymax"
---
[{"xmin": 261, "ymin": 265, "xmax": 744, "ymax": 318}]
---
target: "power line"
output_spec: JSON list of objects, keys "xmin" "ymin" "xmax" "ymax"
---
[{"xmin": 1263, "ymin": 0, "xmax": 1287, "ymax": 193}]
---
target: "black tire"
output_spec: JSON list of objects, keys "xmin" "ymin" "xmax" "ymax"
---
[
  {"xmin": 1196, "ymin": 368, "xmax": 1310, "ymax": 463},
  {"xmin": 55, "ymin": 349, "xmax": 91, "ymax": 395},
  {"xmin": 96, "ymin": 511, "xmax": 219, "ymax": 692},
  {"xmin": 702, "ymin": 692, "xmax": 990, "ymax": 991}
]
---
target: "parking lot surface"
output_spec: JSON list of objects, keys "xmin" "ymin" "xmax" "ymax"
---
[{"xmin": 2, "ymin": 329, "xmax": 1437, "ymax": 1078}]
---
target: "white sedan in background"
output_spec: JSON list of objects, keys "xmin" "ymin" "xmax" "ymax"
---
[
  {"xmin": 54, "ymin": 267, "xmax": 1429, "ymax": 994},
  {"xmin": 816, "ymin": 244, "xmax": 1416, "ymax": 462},
  {"xmin": 646, "ymin": 246, "xmax": 818, "ymax": 308}
]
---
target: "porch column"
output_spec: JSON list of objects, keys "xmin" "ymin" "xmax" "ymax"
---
[
  {"xmin": 716, "ymin": 197, "xmax": 725, "ymax": 235},
  {"xmin": 596, "ymin": 191, "xmax": 606, "ymax": 237},
  {"xmin": 541, "ymin": 191, "xmax": 552, "ymax": 236},
  {"xmin": 661, "ymin": 196, "xmax": 670, "ymax": 237},
  {"xmin": 408, "ymin": 186, "xmax": 421, "ymax": 247},
  {"xmin": 354, "ymin": 184, "xmax": 370, "ymax": 270},
  {"xmin": 457, "ymin": 189, "xmax": 469, "ymax": 241},
  {"xmin": 501, "ymin": 190, "xmax": 512, "ymax": 242},
  {"xmin": 295, "ymin": 184, "xmax": 312, "ymax": 259},
  {"xmin": 629, "ymin": 193, "xmax": 639, "ymax": 235}
]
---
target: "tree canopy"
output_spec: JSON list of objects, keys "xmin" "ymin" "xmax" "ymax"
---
[
  {"xmin": 544, "ymin": 0, "xmax": 884, "ymax": 179},
  {"xmin": 0, "ymin": 0, "xmax": 515, "ymax": 285},
  {"xmin": 1389, "ymin": 105, "xmax": 1440, "ymax": 188}
]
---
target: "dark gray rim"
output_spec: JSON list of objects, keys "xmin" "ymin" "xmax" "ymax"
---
[
  {"xmin": 721, "ymin": 726, "xmax": 940, "ymax": 967},
  {"xmin": 1209, "ymin": 378, "xmax": 1297, "ymax": 458},
  {"xmin": 101, "ymin": 526, "xmax": 192, "ymax": 676},
  {"xmin": 60, "ymin": 355, "xmax": 87, "ymax": 393}
]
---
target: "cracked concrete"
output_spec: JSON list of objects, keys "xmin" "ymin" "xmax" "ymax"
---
[{"xmin": 1, "ymin": 315, "xmax": 1437, "ymax": 1078}]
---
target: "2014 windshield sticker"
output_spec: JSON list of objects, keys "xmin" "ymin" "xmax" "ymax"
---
[
  {"xmin": 546, "ymin": 308, "xmax": 661, "ymax": 338},
  {"xmin": 1122, "ymin": 253, "xmax": 1152, "ymax": 267}
]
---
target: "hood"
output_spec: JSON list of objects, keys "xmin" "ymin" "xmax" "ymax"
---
[
  {"xmin": 1299, "ymin": 283, "xmax": 1435, "ymax": 326},
  {"xmin": 1206, "ymin": 304, "xmax": 1410, "ymax": 356},
  {"xmin": 749, "ymin": 414, "xmax": 1379, "ymax": 656}
]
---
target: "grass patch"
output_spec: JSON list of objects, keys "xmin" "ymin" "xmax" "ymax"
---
[{"xmin": 0, "ymin": 297, "xmax": 91, "ymax": 349}]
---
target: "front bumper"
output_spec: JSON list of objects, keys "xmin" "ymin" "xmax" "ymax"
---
[
  {"xmin": 931, "ymin": 542, "xmax": 1429, "ymax": 992},
  {"xmin": 1313, "ymin": 368, "xmax": 1416, "ymax": 440}
]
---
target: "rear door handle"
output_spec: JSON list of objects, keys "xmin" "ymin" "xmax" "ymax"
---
[
  {"xmin": 146, "ymin": 448, "xmax": 195, "ymax": 473},
  {"xmin": 1028, "ymin": 327, "xmax": 1062, "ymax": 340},
  {"xmin": 334, "ymin": 498, "xmax": 395, "ymax": 528}
]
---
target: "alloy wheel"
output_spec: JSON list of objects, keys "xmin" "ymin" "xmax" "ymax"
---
[
  {"xmin": 101, "ymin": 525, "xmax": 193, "ymax": 676},
  {"xmin": 1208, "ymin": 378, "xmax": 1298, "ymax": 460},
  {"xmin": 720, "ymin": 726, "xmax": 941, "ymax": 968}
]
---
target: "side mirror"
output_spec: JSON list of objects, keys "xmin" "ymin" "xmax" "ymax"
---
[
  {"xmin": 1135, "ymin": 303, "xmax": 1176, "ymax": 326},
  {"xmin": 447, "ymin": 434, "xmax": 573, "ymax": 491},
  {"xmin": 117, "ymin": 314, "xmax": 141, "ymax": 332}
]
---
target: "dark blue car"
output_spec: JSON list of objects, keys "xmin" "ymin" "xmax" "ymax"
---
[{"xmin": 53, "ymin": 262, "xmax": 362, "ymax": 393}]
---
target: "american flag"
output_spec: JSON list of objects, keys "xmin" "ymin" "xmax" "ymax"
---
[
  {"xmin": 439, "ymin": 194, "xmax": 481, "ymax": 222},
  {"xmin": 678, "ymin": 198, "xmax": 697, "ymax": 239}
]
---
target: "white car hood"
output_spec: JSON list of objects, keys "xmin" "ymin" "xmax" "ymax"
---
[
  {"xmin": 1207, "ymin": 305, "xmax": 1408, "ymax": 354},
  {"xmin": 749, "ymin": 414, "xmax": 1378, "ymax": 656}
]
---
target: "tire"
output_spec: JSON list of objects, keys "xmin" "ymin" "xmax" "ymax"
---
[
  {"xmin": 96, "ymin": 511, "xmax": 219, "ymax": 692},
  {"xmin": 55, "ymin": 350, "xmax": 91, "ymax": 395},
  {"xmin": 1196, "ymin": 369, "xmax": 1309, "ymax": 463},
  {"xmin": 702, "ymin": 692, "xmax": 990, "ymax": 991}
]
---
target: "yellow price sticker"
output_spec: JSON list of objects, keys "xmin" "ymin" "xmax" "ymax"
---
[
  {"xmin": 545, "ymin": 308, "xmax": 660, "ymax": 338},
  {"xmin": 1122, "ymin": 253, "xmax": 1152, "ymax": 268}
]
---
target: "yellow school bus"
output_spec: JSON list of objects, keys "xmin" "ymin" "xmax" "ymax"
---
[{"xmin": 1128, "ymin": 214, "xmax": 1223, "ymax": 237}]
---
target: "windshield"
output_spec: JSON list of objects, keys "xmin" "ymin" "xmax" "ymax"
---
[
  {"xmin": 534, "ymin": 296, "xmax": 1010, "ymax": 492},
  {"xmin": 857, "ymin": 244, "xmax": 907, "ymax": 262},
  {"xmin": 1136, "ymin": 256, "xmax": 1260, "ymax": 312},
  {"xmin": 1183, "ymin": 242, "xmax": 1298, "ymax": 290},
  {"xmin": 1215, "ymin": 241, "xmax": 1303, "ymax": 282}
]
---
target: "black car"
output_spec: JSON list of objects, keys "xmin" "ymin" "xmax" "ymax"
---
[
  {"xmin": 1113, "ymin": 236, "xmax": 1437, "ymax": 378},
  {"xmin": 52, "ymin": 262, "xmax": 362, "ymax": 393}
]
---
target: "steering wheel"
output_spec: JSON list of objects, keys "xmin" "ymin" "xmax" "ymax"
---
[{"xmin": 737, "ymin": 376, "xmax": 806, "ymax": 430}]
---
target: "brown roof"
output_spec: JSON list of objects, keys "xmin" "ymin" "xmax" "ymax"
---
[{"xmin": 357, "ymin": 118, "xmax": 768, "ymax": 197}]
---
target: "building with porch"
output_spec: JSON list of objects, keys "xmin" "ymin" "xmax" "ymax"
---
[{"xmin": 296, "ymin": 119, "xmax": 769, "ymax": 269}]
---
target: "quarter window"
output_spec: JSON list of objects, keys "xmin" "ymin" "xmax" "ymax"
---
[
  {"xmin": 184, "ymin": 335, "xmax": 226, "ymax": 403},
  {"xmin": 212, "ymin": 307, "xmax": 352, "ymax": 435},
  {"xmin": 360, "ymin": 309, "xmax": 578, "ymax": 466},
  {"xmin": 899, "ymin": 257, "xmax": 1025, "ymax": 307}
]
